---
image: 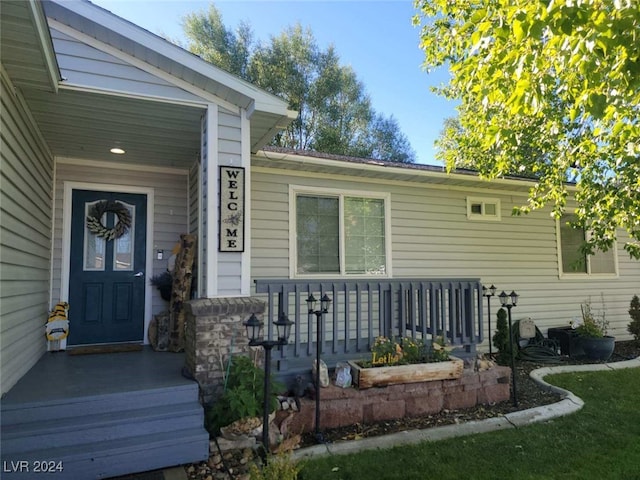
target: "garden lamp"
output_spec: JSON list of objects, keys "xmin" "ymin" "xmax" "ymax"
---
[
  {"xmin": 243, "ymin": 312, "xmax": 293, "ymax": 458},
  {"xmin": 482, "ymin": 284, "xmax": 497, "ymax": 356},
  {"xmin": 307, "ymin": 292, "xmax": 332, "ymax": 443},
  {"xmin": 498, "ymin": 290, "xmax": 519, "ymax": 407}
]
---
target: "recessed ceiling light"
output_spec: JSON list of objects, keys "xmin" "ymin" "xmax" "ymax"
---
[{"xmin": 110, "ymin": 147, "xmax": 125, "ymax": 154}]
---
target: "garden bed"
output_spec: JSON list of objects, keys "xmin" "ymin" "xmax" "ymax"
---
[{"xmin": 348, "ymin": 356, "xmax": 464, "ymax": 389}]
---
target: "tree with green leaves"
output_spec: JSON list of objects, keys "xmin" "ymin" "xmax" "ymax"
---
[
  {"xmin": 415, "ymin": 0, "xmax": 640, "ymax": 258},
  {"xmin": 183, "ymin": 6, "xmax": 415, "ymax": 162}
]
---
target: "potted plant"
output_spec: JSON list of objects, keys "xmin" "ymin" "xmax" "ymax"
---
[
  {"xmin": 574, "ymin": 297, "xmax": 615, "ymax": 361},
  {"xmin": 150, "ymin": 271, "xmax": 173, "ymax": 301}
]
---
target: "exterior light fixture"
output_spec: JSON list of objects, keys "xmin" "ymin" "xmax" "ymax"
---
[
  {"xmin": 499, "ymin": 290, "xmax": 519, "ymax": 407},
  {"xmin": 243, "ymin": 312, "xmax": 293, "ymax": 457},
  {"xmin": 110, "ymin": 147, "xmax": 125, "ymax": 154},
  {"xmin": 482, "ymin": 284, "xmax": 497, "ymax": 356},
  {"xmin": 306, "ymin": 293, "xmax": 332, "ymax": 443}
]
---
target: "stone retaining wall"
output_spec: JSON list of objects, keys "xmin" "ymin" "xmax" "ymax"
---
[{"xmin": 278, "ymin": 366, "xmax": 511, "ymax": 434}]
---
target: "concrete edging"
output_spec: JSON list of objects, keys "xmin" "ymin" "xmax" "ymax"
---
[{"xmin": 292, "ymin": 357, "xmax": 640, "ymax": 460}]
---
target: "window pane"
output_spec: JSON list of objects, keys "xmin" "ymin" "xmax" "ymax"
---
[
  {"xmin": 296, "ymin": 195, "xmax": 339, "ymax": 274},
  {"xmin": 344, "ymin": 197, "xmax": 385, "ymax": 275},
  {"xmin": 560, "ymin": 216, "xmax": 587, "ymax": 273},
  {"xmin": 484, "ymin": 203, "xmax": 496, "ymax": 216},
  {"xmin": 590, "ymin": 249, "xmax": 616, "ymax": 274},
  {"xmin": 471, "ymin": 203, "xmax": 482, "ymax": 214}
]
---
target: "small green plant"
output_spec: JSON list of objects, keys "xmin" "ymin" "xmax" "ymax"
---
[
  {"xmin": 575, "ymin": 297, "xmax": 608, "ymax": 338},
  {"xmin": 492, "ymin": 308, "xmax": 511, "ymax": 365},
  {"xmin": 425, "ymin": 336, "xmax": 452, "ymax": 362},
  {"xmin": 249, "ymin": 453, "xmax": 301, "ymax": 480},
  {"xmin": 628, "ymin": 295, "xmax": 640, "ymax": 344},
  {"xmin": 206, "ymin": 355, "xmax": 283, "ymax": 435},
  {"xmin": 359, "ymin": 335, "xmax": 453, "ymax": 367}
]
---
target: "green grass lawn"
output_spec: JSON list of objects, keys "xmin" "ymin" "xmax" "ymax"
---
[{"xmin": 299, "ymin": 368, "xmax": 640, "ymax": 480}]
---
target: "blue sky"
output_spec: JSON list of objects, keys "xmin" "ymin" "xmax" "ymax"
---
[{"xmin": 92, "ymin": 0, "xmax": 458, "ymax": 165}]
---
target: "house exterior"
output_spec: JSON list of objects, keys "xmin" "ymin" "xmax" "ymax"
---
[
  {"xmin": 251, "ymin": 146, "xmax": 639, "ymax": 336},
  {"xmin": 1, "ymin": 0, "xmax": 295, "ymax": 397},
  {"xmin": 1, "ymin": 0, "xmax": 639, "ymax": 476}
]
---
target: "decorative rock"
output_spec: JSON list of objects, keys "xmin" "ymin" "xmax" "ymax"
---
[{"xmin": 213, "ymin": 436, "xmax": 256, "ymax": 452}]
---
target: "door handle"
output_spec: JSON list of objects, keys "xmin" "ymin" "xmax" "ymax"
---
[{"xmin": 134, "ymin": 271, "xmax": 144, "ymax": 277}]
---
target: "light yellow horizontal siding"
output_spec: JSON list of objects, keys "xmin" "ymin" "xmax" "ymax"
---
[
  {"xmin": 0, "ymin": 72, "xmax": 53, "ymax": 395},
  {"xmin": 251, "ymin": 165, "xmax": 640, "ymax": 344}
]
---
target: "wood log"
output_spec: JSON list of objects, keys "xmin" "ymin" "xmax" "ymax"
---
[{"xmin": 168, "ymin": 234, "xmax": 196, "ymax": 352}]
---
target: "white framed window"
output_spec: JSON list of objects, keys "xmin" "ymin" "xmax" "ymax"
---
[
  {"xmin": 466, "ymin": 197, "xmax": 501, "ymax": 221},
  {"xmin": 290, "ymin": 186, "xmax": 391, "ymax": 277},
  {"xmin": 557, "ymin": 214, "xmax": 618, "ymax": 277}
]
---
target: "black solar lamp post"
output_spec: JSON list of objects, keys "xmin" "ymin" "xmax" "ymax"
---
[
  {"xmin": 482, "ymin": 284, "xmax": 497, "ymax": 356},
  {"xmin": 306, "ymin": 293, "xmax": 331, "ymax": 443},
  {"xmin": 243, "ymin": 312, "xmax": 293, "ymax": 457},
  {"xmin": 499, "ymin": 290, "xmax": 519, "ymax": 407}
]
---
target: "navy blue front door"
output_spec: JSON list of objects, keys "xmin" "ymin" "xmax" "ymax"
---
[{"xmin": 68, "ymin": 190, "xmax": 147, "ymax": 345}]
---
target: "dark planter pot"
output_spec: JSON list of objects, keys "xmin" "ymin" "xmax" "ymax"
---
[
  {"xmin": 580, "ymin": 335, "xmax": 615, "ymax": 361},
  {"xmin": 159, "ymin": 285, "xmax": 172, "ymax": 302}
]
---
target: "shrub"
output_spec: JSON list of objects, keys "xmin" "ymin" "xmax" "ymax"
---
[
  {"xmin": 492, "ymin": 308, "xmax": 511, "ymax": 365},
  {"xmin": 205, "ymin": 355, "xmax": 283, "ymax": 435},
  {"xmin": 628, "ymin": 295, "xmax": 640, "ymax": 344},
  {"xmin": 249, "ymin": 453, "xmax": 301, "ymax": 480}
]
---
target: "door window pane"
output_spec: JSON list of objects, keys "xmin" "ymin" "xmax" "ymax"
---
[
  {"xmin": 84, "ymin": 201, "xmax": 106, "ymax": 271},
  {"xmin": 114, "ymin": 203, "xmax": 135, "ymax": 271}
]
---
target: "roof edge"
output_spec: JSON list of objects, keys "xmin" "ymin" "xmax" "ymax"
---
[{"xmin": 255, "ymin": 147, "xmax": 577, "ymax": 190}]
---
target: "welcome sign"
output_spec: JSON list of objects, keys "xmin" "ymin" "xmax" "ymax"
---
[{"xmin": 219, "ymin": 166, "xmax": 245, "ymax": 252}]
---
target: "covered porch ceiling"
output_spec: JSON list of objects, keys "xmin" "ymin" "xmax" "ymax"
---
[{"xmin": 23, "ymin": 87, "xmax": 204, "ymax": 168}]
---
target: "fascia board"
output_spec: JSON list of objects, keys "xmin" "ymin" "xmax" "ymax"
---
[{"xmin": 29, "ymin": 0, "xmax": 61, "ymax": 92}]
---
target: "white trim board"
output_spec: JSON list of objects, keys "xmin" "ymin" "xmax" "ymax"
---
[{"xmin": 56, "ymin": 157, "xmax": 189, "ymax": 176}]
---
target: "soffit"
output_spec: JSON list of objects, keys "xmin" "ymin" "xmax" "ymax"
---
[
  {"xmin": 23, "ymin": 87, "xmax": 203, "ymax": 167},
  {"xmin": 0, "ymin": 0, "xmax": 59, "ymax": 92}
]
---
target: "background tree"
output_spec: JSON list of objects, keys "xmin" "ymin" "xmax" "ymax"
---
[
  {"xmin": 183, "ymin": 6, "xmax": 415, "ymax": 162},
  {"xmin": 415, "ymin": 0, "xmax": 640, "ymax": 257}
]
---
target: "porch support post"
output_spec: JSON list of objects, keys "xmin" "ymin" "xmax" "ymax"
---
[
  {"xmin": 202, "ymin": 104, "xmax": 219, "ymax": 297},
  {"xmin": 198, "ymin": 104, "xmax": 252, "ymax": 298},
  {"xmin": 184, "ymin": 297, "xmax": 265, "ymax": 404}
]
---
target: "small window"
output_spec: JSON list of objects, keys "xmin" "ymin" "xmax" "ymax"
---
[
  {"xmin": 467, "ymin": 197, "xmax": 501, "ymax": 221},
  {"xmin": 557, "ymin": 214, "xmax": 617, "ymax": 277}
]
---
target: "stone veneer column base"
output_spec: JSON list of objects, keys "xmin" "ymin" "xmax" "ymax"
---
[{"xmin": 184, "ymin": 297, "xmax": 265, "ymax": 405}]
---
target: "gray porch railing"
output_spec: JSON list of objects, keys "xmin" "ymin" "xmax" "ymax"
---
[{"xmin": 254, "ymin": 278, "xmax": 484, "ymax": 374}]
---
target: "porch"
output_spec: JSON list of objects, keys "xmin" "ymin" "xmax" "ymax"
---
[{"xmin": 0, "ymin": 348, "xmax": 209, "ymax": 479}]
